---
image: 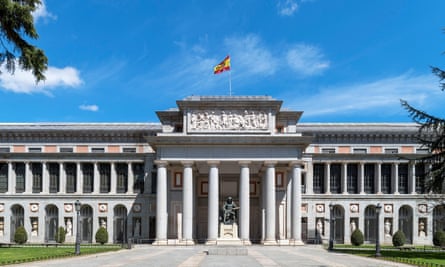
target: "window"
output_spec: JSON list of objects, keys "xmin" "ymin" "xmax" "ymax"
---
[
  {"xmin": 59, "ymin": 147, "xmax": 74, "ymax": 153},
  {"xmin": 48, "ymin": 163, "xmax": 60, "ymax": 193},
  {"xmin": 31, "ymin": 163, "xmax": 42, "ymax": 193},
  {"xmin": 398, "ymin": 164, "xmax": 408, "ymax": 194},
  {"xmin": 122, "ymin": 147, "xmax": 136, "ymax": 153},
  {"xmin": 0, "ymin": 163, "xmax": 8, "ymax": 193},
  {"xmin": 0, "ymin": 147, "xmax": 10, "ymax": 153},
  {"xmin": 330, "ymin": 164, "xmax": 341, "ymax": 193},
  {"xmin": 364, "ymin": 163, "xmax": 375, "ymax": 194},
  {"xmin": 28, "ymin": 147, "xmax": 42, "ymax": 153},
  {"xmin": 416, "ymin": 148, "xmax": 429, "ymax": 154},
  {"xmin": 133, "ymin": 163, "xmax": 145, "ymax": 193},
  {"xmin": 82, "ymin": 163, "xmax": 94, "ymax": 193},
  {"xmin": 347, "ymin": 164, "xmax": 358, "ymax": 194},
  {"xmin": 415, "ymin": 163, "xmax": 426, "ymax": 194},
  {"xmin": 99, "ymin": 163, "xmax": 111, "ymax": 193},
  {"xmin": 173, "ymin": 172, "xmax": 183, "ymax": 188},
  {"xmin": 91, "ymin": 147, "xmax": 105, "ymax": 153},
  {"xmin": 353, "ymin": 148, "xmax": 367, "ymax": 154},
  {"xmin": 65, "ymin": 163, "xmax": 77, "ymax": 193},
  {"xmin": 313, "ymin": 164, "xmax": 325, "ymax": 194},
  {"xmin": 385, "ymin": 148, "xmax": 398, "ymax": 154},
  {"xmin": 15, "ymin": 163, "xmax": 25, "ymax": 193},
  {"xmin": 321, "ymin": 148, "xmax": 335, "ymax": 154},
  {"xmin": 381, "ymin": 163, "xmax": 392, "ymax": 194},
  {"xmin": 116, "ymin": 163, "xmax": 128, "ymax": 193}
]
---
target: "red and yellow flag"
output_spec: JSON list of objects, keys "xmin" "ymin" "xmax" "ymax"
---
[{"xmin": 213, "ymin": 55, "xmax": 231, "ymax": 74}]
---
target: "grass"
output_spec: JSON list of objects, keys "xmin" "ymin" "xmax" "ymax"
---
[
  {"xmin": 332, "ymin": 244, "xmax": 445, "ymax": 266},
  {"xmin": 0, "ymin": 245, "xmax": 121, "ymax": 266}
]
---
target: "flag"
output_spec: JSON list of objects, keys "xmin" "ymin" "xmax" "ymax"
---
[{"xmin": 213, "ymin": 55, "xmax": 231, "ymax": 74}]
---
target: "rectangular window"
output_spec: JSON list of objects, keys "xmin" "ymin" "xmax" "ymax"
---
[
  {"xmin": 0, "ymin": 163, "xmax": 8, "ymax": 193},
  {"xmin": 353, "ymin": 148, "xmax": 367, "ymax": 154},
  {"xmin": 91, "ymin": 147, "xmax": 105, "ymax": 153},
  {"xmin": 15, "ymin": 163, "xmax": 25, "ymax": 193},
  {"xmin": 116, "ymin": 163, "xmax": 128, "ymax": 193},
  {"xmin": 381, "ymin": 163, "xmax": 392, "ymax": 194},
  {"xmin": 0, "ymin": 147, "xmax": 10, "ymax": 153},
  {"xmin": 384, "ymin": 148, "xmax": 398, "ymax": 154},
  {"xmin": 48, "ymin": 163, "xmax": 60, "ymax": 193},
  {"xmin": 416, "ymin": 148, "xmax": 429, "ymax": 154},
  {"xmin": 398, "ymin": 164, "xmax": 409, "ymax": 194},
  {"xmin": 65, "ymin": 163, "xmax": 77, "ymax": 193},
  {"xmin": 347, "ymin": 164, "xmax": 358, "ymax": 194},
  {"xmin": 173, "ymin": 172, "xmax": 183, "ymax": 188},
  {"xmin": 32, "ymin": 163, "xmax": 42, "ymax": 193},
  {"xmin": 59, "ymin": 147, "xmax": 74, "ymax": 153},
  {"xmin": 28, "ymin": 147, "xmax": 42, "ymax": 153},
  {"xmin": 364, "ymin": 163, "xmax": 375, "ymax": 193},
  {"xmin": 415, "ymin": 163, "xmax": 426, "ymax": 194},
  {"xmin": 99, "ymin": 163, "xmax": 111, "ymax": 193},
  {"xmin": 82, "ymin": 163, "xmax": 94, "ymax": 193},
  {"xmin": 133, "ymin": 163, "xmax": 145, "ymax": 193},
  {"xmin": 330, "ymin": 163, "xmax": 342, "ymax": 194},
  {"xmin": 313, "ymin": 164, "xmax": 325, "ymax": 194},
  {"xmin": 321, "ymin": 148, "xmax": 335, "ymax": 154},
  {"xmin": 122, "ymin": 147, "xmax": 136, "ymax": 153}
]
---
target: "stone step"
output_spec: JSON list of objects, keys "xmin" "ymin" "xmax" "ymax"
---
[{"xmin": 207, "ymin": 246, "xmax": 248, "ymax": 256}]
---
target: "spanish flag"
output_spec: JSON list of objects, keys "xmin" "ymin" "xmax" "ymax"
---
[{"xmin": 213, "ymin": 55, "xmax": 231, "ymax": 74}]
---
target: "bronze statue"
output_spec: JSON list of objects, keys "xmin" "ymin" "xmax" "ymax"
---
[{"xmin": 222, "ymin": 197, "xmax": 239, "ymax": 224}]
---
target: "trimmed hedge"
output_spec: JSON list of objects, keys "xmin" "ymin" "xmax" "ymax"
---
[
  {"xmin": 350, "ymin": 229, "xmax": 364, "ymax": 246},
  {"xmin": 95, "ymin": 227, "xmax": 109, "ymax": 245},
  {"xmin": 14, "ymin": 226, "xmax": 28, "ymax": 244},
  {"xmin": 433, "ymin": 230, "xmax": 445, "ymax": 247},
  {"xmin": 55, "ymin": 226, "xmax": 66, "ymax": 243},
  {"xmin": 392, "ymin": 230, "xmax": 406, "ymax": 247}
]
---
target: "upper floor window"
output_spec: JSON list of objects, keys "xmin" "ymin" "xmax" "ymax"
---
[
  {"xmin": 91, "ymin": 147, "xmax": 105, "ymax": 153},
  {"xmin": 384, "ymin": 148, "xmax": 398, "ymax": 154},
  {"xmin": 122, "ymin": 147, "xmax": 137, "ymax": 153},
  {"xmin": 0, "ymin": 147, "xmax": 10, "ymax": 153},
  {"xmin": 321, "ymin": 148, "xmax": 335, "ymax": 154},
  {"xmin": 28, "ymin": 147, "xmax": 42, "ymax": 153},
  {"xmin": 416, "ymin": 148, "xmax": 429, "ymax": 154},
  {"xmin": 353, "ymin": 148, "xmax": 367, "ymax": 154},
  {"xmin": 59, "ymin": 147, "xmax": 74, "ymax": 153}
]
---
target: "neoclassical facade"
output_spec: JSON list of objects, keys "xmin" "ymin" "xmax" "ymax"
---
[{"xmin": 0, "ymin": 96, "xmax": 443, "ymax": 246}]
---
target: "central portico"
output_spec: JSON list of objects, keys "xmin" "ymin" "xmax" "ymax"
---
[{"xmin": 147, "ymin": 96, "xmax": 311, "ymax": 245}]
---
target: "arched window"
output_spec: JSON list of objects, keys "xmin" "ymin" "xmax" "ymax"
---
[
  {"xmin": 10, "ymin": 205, "xmax": 24, "ymax": 242},
  {"xmin": 364, "ymin": 205, "xmax": 377, "ymax": 243},
  {"xmin": 332, "ymin": 205, "xmax": 344, "ymax": 244},
  {"xmin": 399, "ymin": 205, "xmax": 413, "ymax": 244},
  {"xmin": 433, "ymin": 205, "xmax": 445, "ymax": 234},
  {"xmin": 80, "ymin": 205, "xmax": 93, "ymax": 243},
  {"xmin": 45, "ymin": 205, "xmax": 58, "ymax": 242},
  {"xmin": 114, "ymin": 205, "xmax": 127, "ymax": 243}
]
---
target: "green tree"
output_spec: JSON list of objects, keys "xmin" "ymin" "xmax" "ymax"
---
[
  {"xmin": 392, "ymin": 230, "xmax": 406, "ymax": 247},
  {"xmin": 401, "ymin": 67, "xmax": 445, "ymax": 193},
  {"xmin": 350, "ymin": 228, "xmax": 364, "ymax": 246},
  {"xmin": 55, "ymin": 226, "xmax": 66, "ymax": 243},
  {"xmin": 95, "ymin": 227, "xmax": 108, "ymax": 245},
  {"xmin": 14, "ymin": 226, "xmax": 28, "ymax": 244},
  {"xmin": 0, "ymin": 0, "xmax": 48, "ymax": 82}
]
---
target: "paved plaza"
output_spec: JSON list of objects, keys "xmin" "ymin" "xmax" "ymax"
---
[{"xmin": 14, "ymin": 245, "xmax": 412, "ymax": 267}]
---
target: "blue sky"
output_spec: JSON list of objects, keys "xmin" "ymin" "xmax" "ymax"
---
[{"xmin": 1, "ymin": 0, "xmax": 445, "ymax": 123}]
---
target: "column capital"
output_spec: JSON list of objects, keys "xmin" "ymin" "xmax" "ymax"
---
[
  {"xmin": 207, "ymin": 160, "xmax": 220, "ymax": 166},
  {"xmin": 181, "ymin": 160, "xmax": 194, "ymax": 167},
  {"xmin": 264, "ymin": 160, "xmax": 277, "ymax": 167},
  {"xmin": 288, "ymin": 161, "xmax": 304, "ymax": 168},
  {"xmin": 154, "ymin": 160, "xmax": 169, "ymax": 167},
  {"xmin": 238, "ymin": 160, "xmax": 251, "ymax": 166}
]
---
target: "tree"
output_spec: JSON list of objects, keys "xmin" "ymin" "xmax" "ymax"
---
[
  {"xmin": 95, "ymin": 227, "xmax": 108, "ymax": 245},
  {"xmin": 0, "ymin": 0, "xmax": 48, "ymax": 82},
  {"xmin": 14, "ymin": 226, "xmax": 28, "ymax": 244},
  {"xmin": 392, "ymin": 230, "xmax": 406, "ymax": 247},
  {"xmin": 401, "ymin": 67, "xmax": 445, "ymax": 193}
]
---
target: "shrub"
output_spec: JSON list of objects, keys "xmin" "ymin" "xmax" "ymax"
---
[
  {"xmin": 14, "ymin": 226, "xmax": 28, "ymax": 244},
  {"xmin": 433, "ymin": 231, "xmax": 445, "ymax": 247},
  {"xmin": 350, "ymin": 229, "xmax": 364, "ymax": 246},
  {"xmin": 55, "ymin": 226, "xmax": 66, "ymax": 243},
  {"xmin": 392, "ymin": 230, "xmax": 406, "ymax": 247},
  {"xmin": 95, "ymin": 227, "xmax": 108, "ymax": 245}
]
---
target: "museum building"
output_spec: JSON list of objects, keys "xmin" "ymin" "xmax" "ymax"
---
[{"xmin": 0, "ymin": 95, "xmax": 443, "ymax": 246}]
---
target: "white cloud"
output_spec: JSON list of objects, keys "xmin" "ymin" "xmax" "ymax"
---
[
  {"xmin": 286, "ymin": 44, "xmax": 330, "ymax": 76},
  {"xmin": 79, "ymin": 104, "xmax": 99, "ymax": 112},
  {"xmin": 0, "ymin": 65, "xmax": 83, "ymax": 94},
  {"xmin": 32, "ymin": 0, "xmax": 57, "ymax": 22},
  {"xmin": 277, "ymin": 0, "xmax": 299, "ymax": 16}
]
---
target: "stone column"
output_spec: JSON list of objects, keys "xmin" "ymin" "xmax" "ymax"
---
[
  {"xmin": 110, "ymin": 162, "xmax": 117, "ymax": 194},
  {"xmin": 342, "ymin": 163, "xmax": 348, "ymax": 194},
  {"xmin": 409, "ymin": 162, "xmax": 416, "ymax": 194},
  {"xmin": 359, "ymin": 162, "xmax": 365, "ymax": 194},
  {"xmin": 127, "ymin": 162, "xmax": 134, "ymax": 194},
  {"xmin": 182, "ymin": 161, "xmax": 194, "ymax": 244},
  {"xmin": 376, "ymin": 163, "xmax": 382, "ymax": 194},
  {"xmin": 42, "ymin": 162, "xmax": 49, "ymax": 194},
  {"xmin": 290, "ymin": 162, "xmax": 303, "ymax": 245},
  {"xmin": 264, "ymin": 161, "xmax": 277, "ymax": 244},
  {"xmin": 325, "ymin": 162, "xmax": 331, "ymax": 194},
  {"xmin": 393, "ymin": 163, "xmax": 399, "ymax": 194},
  {"xmin": 93, "ymin": 162, "xmax": 100, "ymax": 194},
  {"xmin": 207, "ymin": 161, "xmax": 219, "ymax": 244},
  {"xmin": 154, "ymin": 160, "xmax": 168, "ymax": 245},
  {"xmin": 60, "ymin": 162, "xmax": 66, "ymax": 194},
  {"xmin": 77, "ymin": 162, "xmax": 83, "ymax": 194},
  {"xmin": 7, "ymin": 162, "xmax": 14, "ymax": 194},
  {"xmin": 25, "ymin": 162, "xmax": 32, "ymax": 193},
  {"xmin": 239, "ymin": 161, "xmax": 250, "ymax": 243}
]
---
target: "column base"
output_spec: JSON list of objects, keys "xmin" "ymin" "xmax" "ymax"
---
[
  {"xmin": 152, "ymin": 239, "xmax": 168, "ymax": 246},
  {"xmin": 206, "ymin": 239, "xmax": 217, "ymax": 245},
  {"xmin": 262, "ymin": 239, "xmax": 278, "ymax": 246},
  {"xmin": 178, "ymin": 239, "xmax": 195, "ymax": 246},
  {"xmin": 289, "ymin": 239, "xmax": 304, "ymax": 246}
]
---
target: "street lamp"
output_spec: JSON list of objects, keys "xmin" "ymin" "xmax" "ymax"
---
[
  {"xmin": 328, "ymin": 203, "xmax": 334, "ymax": 251},
  {"xmin": 375, "ymin": 203, "xmax": 382, "ymax": 257},
  {"xmin": 74, "ymin": 200, "xmax": 81, "ymax": 255}
]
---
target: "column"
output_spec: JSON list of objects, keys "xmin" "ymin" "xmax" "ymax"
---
[
  {"xmin": 93, "ymin": 162, "xmax": 100, "ymax": 194},
  {"xmin": 76, "ymin": 162, "xmax": 83, "ymax": 194},
  {"xmin": 305, "ymin": 162, "xmax": 313, "ymax": 194},
  {"xmin": 393, "ymin": 163, "xmax": 399, "ymax": 194},
  {"xmin": 110, "ymin": 162, "xmax": 117, "ymax": 194},
  {"xmin": 409, "ymin": 162, "xmax": 416, "ymax": 194},
  {"xmin": 207, "ymin": 161, "xmax": 219, "ymax": 244},
  {"xmin": 290, "ymin": 162, "xmax": 303, "ymax": 245},
  {"xmin": 154, "ymin": 160, "xmax": 168, "ymax": 245},
  {"xmin": 325, "ymin": 162, "xmax": 331, "ymax": 194},
  {"xmin": 42, "ymin": 162, "xmax": 49, "ymax": 194},
  {"xmin": 376, "ymin": 163, "xmax": 382, "ymax": 194},
  {"xmin": 359, "ymin": 162, "xmax": 365, "ymax": 194},
  {"xmin": 182, "ymin": 161, "xmax": 194, "ymax": 244},
  {"xmin": 7, "ymin": 162, "xmax": 14, "ymax": 194},
  {"xmin": 127, "ymin": 162, "xmax": 134, "ymax": 194},
  {"xmin": 60, "ymin": 162, "xmax": 66, "ymax": 194},
  {"xmin": 239, "ymin": 161, "xmax": 250, "ymax": 243},
  {"xmin": 264, "ymin": 161, "xmax": 277, "ymax": 244},
  {"xmin": 342, "ymin": 163, "xmax": 348, "ymax": 194},
  {"xmin": 25, "ymin": 162, "xmax": 32, "ymax": 193}
]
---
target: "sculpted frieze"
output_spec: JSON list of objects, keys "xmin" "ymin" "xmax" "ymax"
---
[{"xmin": 189, "ymin": 110, "xmax": 268, "ymax": 131}]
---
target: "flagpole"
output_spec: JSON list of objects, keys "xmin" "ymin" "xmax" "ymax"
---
[{"xmin": 229, "ymin": 70, "xmax": 232, "ymax": 96}]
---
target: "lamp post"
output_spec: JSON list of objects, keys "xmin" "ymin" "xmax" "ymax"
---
[
  {"xmin": 328, "ymin": 203, "xmax": 334, "ymax": 251},
  {"xmin": 74, "ymin": 200, "xmax": 81, "ymax": 255},
  {"xmin": 375, "ymin": 203, "xmax": 382, "ymax": 257}
]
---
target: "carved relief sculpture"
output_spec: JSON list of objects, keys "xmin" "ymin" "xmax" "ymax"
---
[{"xmin": 189, "ymin": 110, "xmax": 268, "ymax": 131}]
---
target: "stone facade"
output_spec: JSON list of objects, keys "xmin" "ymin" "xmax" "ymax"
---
[{"xmin": 0, "ymin": 96, "xmax": 442, "ymax": 246}]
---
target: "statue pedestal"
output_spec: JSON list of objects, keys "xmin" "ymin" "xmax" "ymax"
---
[{"xmin": 217, "ymin": 222, "xmax": 242, "ymax": 245}]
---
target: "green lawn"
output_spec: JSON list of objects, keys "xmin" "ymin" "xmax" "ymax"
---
[{"xmin": 0, "ymin": 245, "xmax": 121, "ymax": 265}]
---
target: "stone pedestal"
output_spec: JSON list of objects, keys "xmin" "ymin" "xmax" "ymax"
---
[{"xmin": 217, "ymin": 223, "xmax": 242, "ymax": 245}]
